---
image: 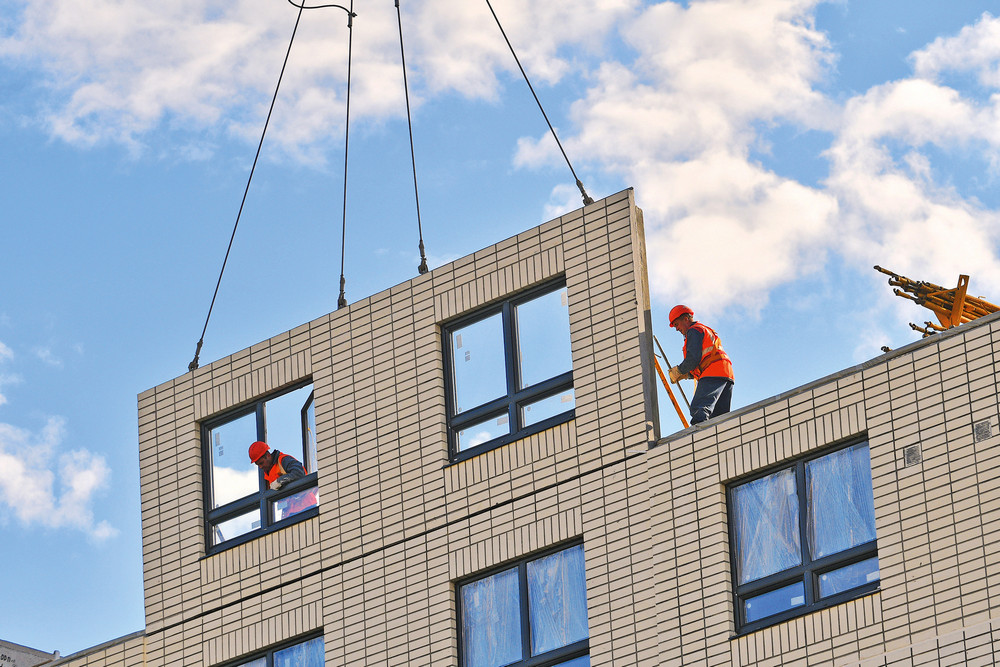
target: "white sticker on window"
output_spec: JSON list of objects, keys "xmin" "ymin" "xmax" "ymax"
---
[
  {"xmin": 867, "ymin": 570, "xmax": 880, "ymax": 582},
  {"xmin": 497, "ymin": 415, "xmax": 509, "ymax": 425},
  {"xmin": 561, "ymin": 393, "xmax": 573, "ymax": 403},
  {"xmin": 560, "ymin": 289, "xmax": 568, "ymax": 307},
  {"xmin": 456, "ymin": 334, "xmax": 463, "ymax": 349},
  {"xmin": 791, "ymin": 596, "xmax": 804, "ymax": 605}
]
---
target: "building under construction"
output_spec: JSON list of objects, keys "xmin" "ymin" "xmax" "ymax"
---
[{"xmin": 38, "ymin": 190, "xmax": 1000, "ymax": 666}]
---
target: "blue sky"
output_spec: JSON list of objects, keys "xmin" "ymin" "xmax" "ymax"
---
[{"xmin": 2, "ymin": 0, "xmax": 1000, "ymax": 655}]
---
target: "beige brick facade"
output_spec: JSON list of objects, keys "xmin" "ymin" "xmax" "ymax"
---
[{"xmin": 52, "ymin": 188, "xmax": 1000, "ymax": 666}]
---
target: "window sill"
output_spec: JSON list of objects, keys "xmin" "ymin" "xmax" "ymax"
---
[
  {"xmin": 730, "ymin": 584, "xmax": 881, "ymax": 638},
  {"xmin": 447, "ymin": 410, "xmax": 575, "ymax": 466},
  {"xmin": 202, "ymin": 506, "xmax": 320, "ymax": 558}
]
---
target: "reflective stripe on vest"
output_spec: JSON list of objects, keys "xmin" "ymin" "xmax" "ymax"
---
[{"xmin": 682, "ymin": 322, "xmax": 734, "ymax": 380}]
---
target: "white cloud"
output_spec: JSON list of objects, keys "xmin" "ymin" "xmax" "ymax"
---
[
  {"xmin": 519, "ymin": 0, "xmax": 839, "ymax": 317},
  {"xmin": 827, "ymin": 74, "xmax": 1000, "ymax": 299},
  {"xmin": 519, "ymin": 1, "xmax": 1000, "ymax": 331},
  {"xmin": 911, "ymin": 12, "xmax": 1000, "ymax": 88},
  {"xmin": 0, "ymin": 341, "xmax": 16, "ymax": 406},
  {"xmin": 0, "ymin": 0, "xmax": 629, "ymax": 159},
  {"xmin": 0, "ymin": 417, "xmax": 117, "ymax": 540},
  {"xmin": 34, "ymin": 347, "xmax": 62, "ymax": 368}
]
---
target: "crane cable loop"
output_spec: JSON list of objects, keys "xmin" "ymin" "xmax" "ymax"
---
[{"xmin": 189, "ymin": 0, "xmax": 355, "ymax": 371}]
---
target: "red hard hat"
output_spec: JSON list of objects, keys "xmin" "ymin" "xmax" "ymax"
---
[
  {"xmin": 248, "ymin": 441, "xmax": 269, "ymax": 463},
  {"xmin": 668, "ymin": 305, "xmax": 694, "ymax": 327}
]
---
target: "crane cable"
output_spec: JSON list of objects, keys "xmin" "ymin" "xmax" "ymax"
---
[
  {"xmin": 395, "ymin": 0, "xmax": 430, "ymax": 275},
  {"xmin": 483, "ymin": 0, "xmax": 594, "ymax": 206},
  {"xmin": 188, "ymin": 0, "xmax": 356, "ymax": 371},
  {"xmin": 337, "ymin": 0, "xmax": 355, "ymax": 309}
]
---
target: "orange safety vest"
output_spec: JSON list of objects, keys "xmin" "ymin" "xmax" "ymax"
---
[
  {"xmin": 682, "ymin": 322, "xmax": 734, "ymax": 381},
  {"xmin": 265, "ymin": 452, "xmax": 318, "ymax": 514}
]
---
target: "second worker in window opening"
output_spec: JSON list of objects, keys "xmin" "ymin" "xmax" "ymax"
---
[
  {"xmin": 666, "ymin": 304, "xmax": 735, "ymax": 425},
  {"xmin": 248, "ymin": 440, "xmax": 317, "ymax": 517}
]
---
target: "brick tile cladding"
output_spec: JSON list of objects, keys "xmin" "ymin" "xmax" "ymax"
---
[{"xmin": 50, "ymin": 187, "xmax": 1000, "ymax": 666}]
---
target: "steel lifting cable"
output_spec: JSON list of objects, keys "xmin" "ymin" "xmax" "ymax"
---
[
  {"xmin": 395, "ymin": 0, "xmax": 429, "ymax": 275},
  {"xmin": 188, "ymin": 0, "xmax": 356, "ymax": 371},
  {"xmin": 336, "ymin": 0, "xmax": 355, "ymax": 309},
  {"xmin": 483, "ymin": 0, "xmax": 594, "ymax": 206}
]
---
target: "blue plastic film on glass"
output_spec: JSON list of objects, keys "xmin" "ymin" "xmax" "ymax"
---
[
  {"xmin": 744, "ymin": 581, "xmax": 805, "ymax": 623},
  {"xmin": 556, "ymin": 656, "xmax": 591, "ymax": 667},
  {"xmin": 819, "ymin": 557, "xmax": 880, "ymax": 598},
  {"xmin": 522, "ymin": 388, "xmax": 575, "ymax": 428},
  {"xmin": 461, "ymin": 567, "xmax": 522, "ymax": 667},
  {"xmin": 732, "ymin": 468, "xmax": 801, "ymax": 584},
  {"xmin": 208, "ymin": 412, "xmax": 260, "ymax": 508},
  {"xmin": 527, "ymin": 544, "xmax": 589, "ymax": 656},
  {"xmin": 457, "ymin": 413, "xmax": 511, "ymax": 452},
  {"xmin": 451, "ymin": 313, "xmax": 507, "ymax": 413},
  {"xmin": 274, "ymin": 635, "xmax": 325, "ymax": 667},
  {"xmin": 806, "ymin": 443, "xmax": 876, "ymax": 559},
  {"xmin": 516, "ymin": 287, "xmax": 572, "ymax": 390}
]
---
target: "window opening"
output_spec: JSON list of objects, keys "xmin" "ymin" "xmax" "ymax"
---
[
  {"xmin": 204, "ymin": 382, "xmax": 319, "ymax": 552},
  {"xmin": 445, "ymin": 280, "xmax": 574, "ymax": 461},
  {"xmin": 728, "ymin": 439, "xmax": 879, "ymax": 633},
  {"xmin": 458, "ymin": 542, "xmax": 589, "ymax": 667}
]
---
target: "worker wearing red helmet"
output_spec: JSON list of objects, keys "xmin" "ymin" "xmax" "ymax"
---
[
  {"xmin": 248, "ymin": 441, "xmax": 317, "ymax": 516},
  {"xmin": 667, "ymin": 305, "xmax": 734, "ymax": 424}
]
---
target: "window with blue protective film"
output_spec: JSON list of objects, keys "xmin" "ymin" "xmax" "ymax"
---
[
  {"xmin": 460, "ymin": 567, "xmax": 522, "ymax": 667},
  {"xmin": 728, "ymin": 439, "xmax": 879, "ymax": 632},
  {"xmin": 527, "ymin": 544, "xmax": 588, "ymax": 655},
  {"xmin": 744, "ymin": 581, "xmax": 805, "ymax": 623},
  {"xmin": 516, "ymin": 286, "xmax": 572, "ymax": 390},
  {"xmin": 458, "ymin": 542, "xmax": 589, "ymax": 667},
  {"xmin": 731, "ymin": 468, "xmax": 800, "ymax": 585},
  {"xmin": 819, "ymin": 557, "xmax": 880, "ymax": 598},
  {"xmin": 806, "ymin": 443, "xmax": 876, "ymax": 559},
  {"xmin": 273, "ymin": 635, "xmax": 324, "ymax": 667}
]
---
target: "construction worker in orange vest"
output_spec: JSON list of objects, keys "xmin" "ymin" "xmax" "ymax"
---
[
  {"xmin": 248, "ymin": 441, "xmax": 317, "ymax": 516},
  {"xmin": 666, "ymin": 305, "xmax": 734, "ymax": 425}
]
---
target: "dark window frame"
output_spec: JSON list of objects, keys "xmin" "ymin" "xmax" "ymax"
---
[
  {"xmin": 201, "ymin": 380, "xmax": 319, "ymax": 555},
  {"xmin": 726, "ymin": 436, "xmax": 879, "ymax": 635},
  {"xmin": 456, "ymin": 540, "xmax": 589, "ymax": 667},
  {"xmin": 216, "ymin": 631, "xmax": 324, "ymax": 667},
  {"xmin": 443, "ymin": 278, "xmax": 574, "ymax": 463}
]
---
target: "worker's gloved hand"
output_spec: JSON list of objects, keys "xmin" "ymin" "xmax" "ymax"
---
[
  {"xmin": 269, "ymin": 479, "xmax": 283, "ymax": 491},
  {"xmin": 668, "ymin": 366, "xmax": 683, "ymax": 384}
]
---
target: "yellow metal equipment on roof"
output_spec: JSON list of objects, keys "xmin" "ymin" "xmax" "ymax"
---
[{"xmin": 875, "ymin": 265, "xmax": 1000, "ymax": 337}]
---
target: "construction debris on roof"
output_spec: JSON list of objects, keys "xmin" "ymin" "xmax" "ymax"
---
[{"xmin": 875, "ymin": 265, "xmax": 1000, "ymax": 337}]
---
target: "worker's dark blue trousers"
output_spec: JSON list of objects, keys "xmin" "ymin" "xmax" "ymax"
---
[{"xmin": 690, "ymin": 377, "xmax": 734, "ymax": 424}]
